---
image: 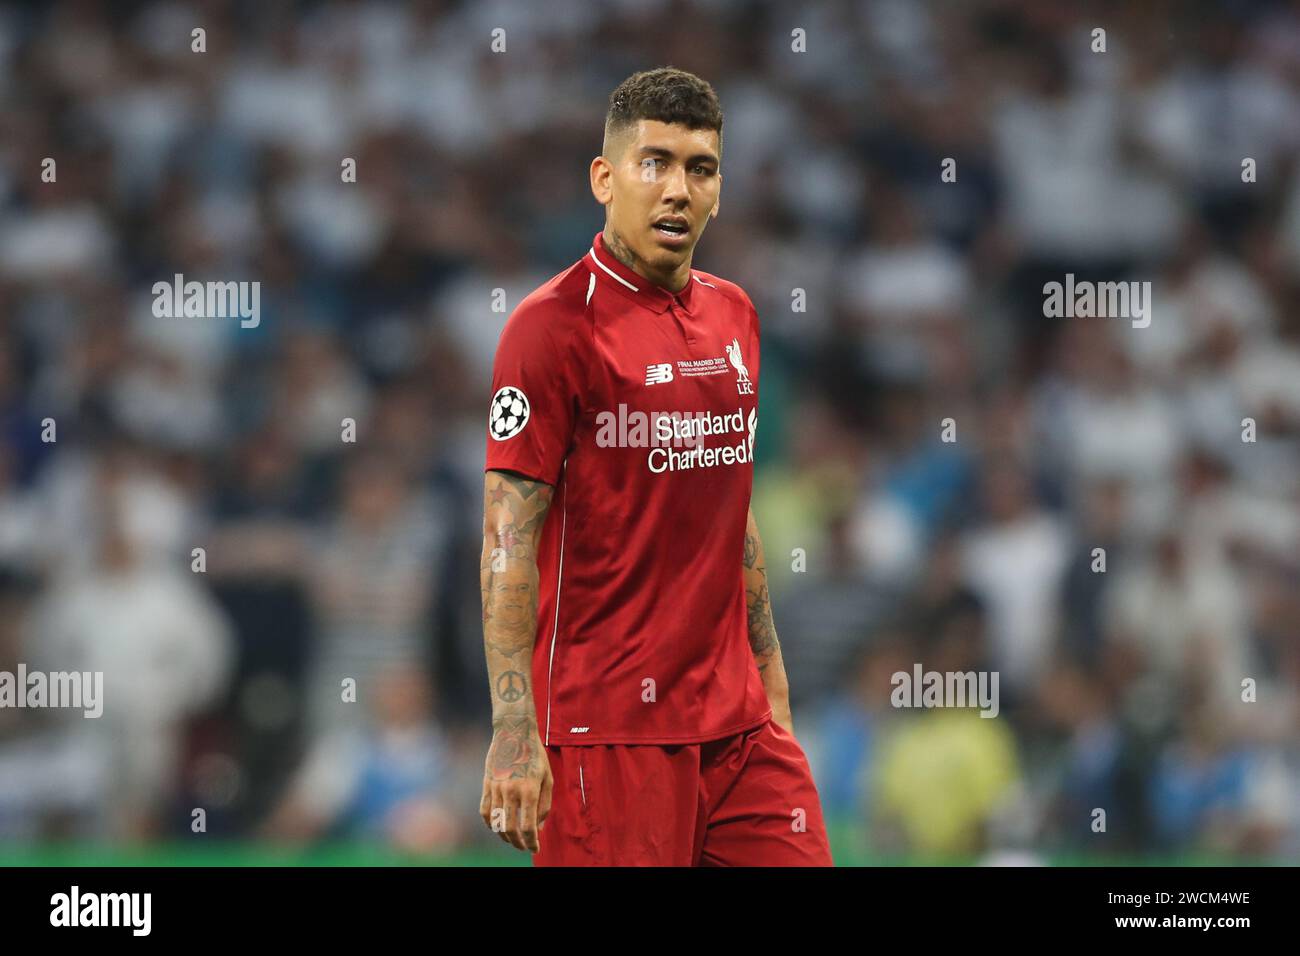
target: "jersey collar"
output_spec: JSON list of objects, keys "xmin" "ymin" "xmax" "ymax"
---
[{"xmin": 588, "ymin": 231, "xmax": 698, "ymax": 314}]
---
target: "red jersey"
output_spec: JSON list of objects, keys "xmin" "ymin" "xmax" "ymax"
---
[{"xmin": 484, "ymin": 230, "xmax": 772, "ymax": 745}]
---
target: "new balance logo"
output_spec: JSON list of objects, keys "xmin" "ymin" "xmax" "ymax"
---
[
  {"xmin": 645, "ymin": 363, "xmax": 673, "ymax": 385},
  {"xmin": 569, "ymin": 726, "xmax": 590, "ymax": 734}
]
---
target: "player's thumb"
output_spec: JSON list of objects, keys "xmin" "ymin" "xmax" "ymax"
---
[{"xmin": 538, "ymin": 772, "xmax": 554, "ymax": 823}]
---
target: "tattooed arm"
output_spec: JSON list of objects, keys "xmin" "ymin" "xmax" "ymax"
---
[
  {"xmin": 744, "ymin": 507, "xmax": 795, "ymax": 736},
  {"xmin": 478, "ymin": 469, "xmax": 555, "ymax": 853}
]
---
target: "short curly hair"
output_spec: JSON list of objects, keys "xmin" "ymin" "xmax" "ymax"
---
[{"xmin": 603, "ymin": 67, "xmax": 723, "ymax": 161}]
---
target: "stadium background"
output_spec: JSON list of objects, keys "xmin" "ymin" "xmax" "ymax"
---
[{"xmin": 0, "ymin": 0, "xmax": 1297, "ymax": 865}]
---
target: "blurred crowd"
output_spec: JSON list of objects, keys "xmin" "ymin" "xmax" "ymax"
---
[{"xmin": 0, "ymin": 0, "xmax": 1297, "ymax": 861}]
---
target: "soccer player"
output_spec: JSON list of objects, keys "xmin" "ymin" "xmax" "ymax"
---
[{"xmin": 478, "ymin": 67, "xmax": 833, "ymax": 866}]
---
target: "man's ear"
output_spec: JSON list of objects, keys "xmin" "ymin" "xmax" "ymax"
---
[{"xmin": 590, "ymin": 155, "xmax": 613, "ymax": 207}]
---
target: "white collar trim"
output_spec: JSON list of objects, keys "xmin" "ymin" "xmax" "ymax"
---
[{"xmin": 588, "ymin": 247, "xmax": 639, "ymax": 292}]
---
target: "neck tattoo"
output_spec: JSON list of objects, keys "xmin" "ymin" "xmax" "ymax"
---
[
  {"xmin": 604, "ymin": 229, "xmax": 643, "ymax": 275},
  {"xmin": 604, "ymin": 228, "xmax": 687, "ymax": 293}
]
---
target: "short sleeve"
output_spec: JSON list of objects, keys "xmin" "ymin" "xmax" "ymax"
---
[
  {"xmin": 484, "ymin": 301, "xmax": 581, "ymax": 486},
  {"xmin": 742, "ymin": 288, "xmax": 760, "ymax": 379},
  {"xmin": 743, "ymin": 288, "xmax": 759, "ymax": 335}
]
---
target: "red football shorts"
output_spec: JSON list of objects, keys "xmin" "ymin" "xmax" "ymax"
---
[{"xmin": 533, "ymin": 718, "xmax": 833, "ymax": 866}]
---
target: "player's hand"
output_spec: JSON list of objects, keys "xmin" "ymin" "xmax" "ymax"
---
[{"xmin": 480, "ymin": 715, "xmax": 553, "ymax": 853}]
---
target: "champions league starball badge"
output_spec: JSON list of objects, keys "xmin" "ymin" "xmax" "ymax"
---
[{"xmin": 489, "ymin": 386, "xmax": 531, "ymax": 440}]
